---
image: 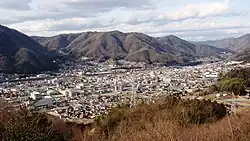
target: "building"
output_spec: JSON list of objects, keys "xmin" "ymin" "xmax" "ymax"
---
[
  {"xmin": 47, "ymin": 90, "xmax": 58, "ymax": 95},
  {"xmin": 59, "ymin": 89, "xmax": 76, "ymax": 98},
  {"xmin": 30, "ymin": 91, "xmax": 42, "ymax": 100}
]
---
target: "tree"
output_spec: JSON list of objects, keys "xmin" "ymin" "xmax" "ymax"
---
[{"xmin": 220, "ymin": 78, "xmax": 247, "ymax": 95}]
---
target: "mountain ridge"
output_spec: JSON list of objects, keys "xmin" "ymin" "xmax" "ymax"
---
[
  {"xmin": 197, "ymin": 34, "xmax": 250, "ymax": 52},
  {"xmin": 32, "ymin": 31, "xmax": 230, "ymax": 64},
  {"xmin": 0, "ymin": 25, "xmax": 58, "ymax": 73}
]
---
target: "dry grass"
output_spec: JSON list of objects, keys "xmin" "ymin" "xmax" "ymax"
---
[
  {"xmin": 77, "ymin": 98, "xmax": 250, "ymax": 141},
  {"xmin": 79, "ymin": 111, "xmax": 250, "ymax": 141},
  {"xmin": 1, "ymin": 98, "xmax": 250, "ymax": 141},
  {"xmin": 0, "ymin": 102, "xmax": 72, "ymax": 141}
]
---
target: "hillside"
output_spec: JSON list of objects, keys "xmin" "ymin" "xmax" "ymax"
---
[
  {"xmin": 158, "ymin": 35, "xmax": 231, "ymax": 57},
  {"xmin": 32, "ymin": 33, "xmax": 81, "ymax": 51},
  {"xmin": 0, "ymin": 25, "xmax": 58, "ymax": 73},
  {"xmin": 2, "ymin": 97, "xmax": 250, "ymax": 141},
  {"xmin": 199, "ymin": 34, "xmax": 250, "ymax": 52},
  {"xmin": 233, "ymin": 48, "xmax": 250, "ymax": 61},
  {"xmin": 85, "ymin": 103, "xmax": 250, "ymax": 141},
  {"xmin": 33, "ymin": 31, "xmax": 228, "ymax": 64}
]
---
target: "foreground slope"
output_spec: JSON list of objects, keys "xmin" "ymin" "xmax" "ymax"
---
[
  {"xmin": 0, "ymin": 25, "xmax": 57, "ymax": 73},
  {"xmin": 1, "ymin": 95, "xmax": 250, "ymax": 141}
]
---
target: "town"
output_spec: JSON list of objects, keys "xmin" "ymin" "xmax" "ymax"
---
[{"xmin": 1, "ymin": 57, "xmax": 250, "ymax": 124}]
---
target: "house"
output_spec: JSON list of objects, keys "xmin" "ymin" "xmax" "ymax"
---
[
  {"xmin": 47, "ymin": 90, "xmax": 58, "ymax": 95},
  {"xmin": 58, "ymin": 89, "xmax": 76, "ymax": 98},
  {"xmin": 30, "ymin": 91, "xmax": 42, "ymax": 100},
  {"xmin": 76, "ymin": 83, "xmax": 84, "ymax": 90}
]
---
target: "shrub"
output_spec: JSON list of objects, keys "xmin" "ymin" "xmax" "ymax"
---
[
  {"xmin": 220, "ymin": 78, "xmax": 246, "ymax": 95},
  {"xmin": 214, "ymin": 68, "xmax": 250, "ymax": 95},
  {"xmin": 0, "ymin": 103, "xmax": 71, "ymax": 141},
  {"xmin": 175, "ymin": 99, "xmax": 227, "ymax": 125},
  {"xmin": 92, "ymin": 96, "xmax": 227, "ymax": 138}
]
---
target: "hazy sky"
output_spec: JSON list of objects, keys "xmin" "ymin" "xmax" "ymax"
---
[{"xmin": 0, "ymin": 0, "xmax": 249, "ymax": 41}]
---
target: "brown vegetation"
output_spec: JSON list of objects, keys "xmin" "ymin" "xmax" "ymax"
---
[
  {"xmin": 0, "ymin": 102, "xmax": 72, "ymax": 141},
  {"xmin": 1, "ymin": 96, "xmax": 250, "ymax": 141},
  {"xmin": 80, "ymin": 97, "xmax": 231, "ymax": 141}
]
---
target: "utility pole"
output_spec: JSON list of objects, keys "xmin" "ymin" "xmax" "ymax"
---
[
  {"xmin": 132, "ymin": 76, "xmax": 135, "ymax": 106},
  {"xmin": 231, "ymin": 92, "xmax": 237, "ymax": 116},
  {"xmin": 114, "ymin": 79, "xmax": 118, "ymax": 93},
  {"xmin": 130, "ymin": 70, "xmax": 138, "ymax": 107}
]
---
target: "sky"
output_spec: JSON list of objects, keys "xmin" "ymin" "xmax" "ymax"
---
[{"xmin": 0, "ymin": 0, "xmax": 250, "ymax": 41}]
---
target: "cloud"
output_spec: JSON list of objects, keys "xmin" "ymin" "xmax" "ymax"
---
[
  {"xmin": 158, "ymin": 1, "xmax": 230, "ymax": 20},
  {"xmin": 2, "ymin": 0, "xmax": 236, "ymax": 25},
  {"xmin": 122, "ymin": 0, "xmax": 238, "ymax": 26},
  {"xmin": 18, "ymin": 1, "xmax": 238, "ymax": 31},
  {"xmin": 0, "ymin": 18, "xmax": 19, "ymax": 25},
  {"xmin": 0, "ymin": 0, "xmax": 32, "ymax": 10},
  {"xmin": 62, "ymin": 0, "xmax": 154, "ymax": 11},
  {"xmin": 1, "ymin": 0, "xmax": 250, "ymax": 41}
]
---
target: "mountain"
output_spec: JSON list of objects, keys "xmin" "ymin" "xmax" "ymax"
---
[
  {"xmin": 231, "ymin": 48, "xmax": 250, "ymax": 61},
  {"xmin": 0, "ymin": 25, "xmax": 58, "ymax": 73},
  {"xmin": 67, "ymin": 31, "xmax": 191, "ymax": 63},
  {"xmin": 32, "ymin": 33, "xmax": 81, "ymax": 51},
  {"xmin": 158, "ymin": 35, "xmax": 231, "ymax": 57},
  {"xmin": 199, "ymin": 34, "xmax": 250, "ymax": 52},
  {"xmin": 33, "ymin": 31, "xmax": 229, "ymax": 64}
]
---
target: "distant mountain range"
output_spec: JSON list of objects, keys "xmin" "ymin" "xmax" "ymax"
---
[
  {"xmin": 0, "ymin": 24, "xmax": 242, "ymax": 74},
  {"xmin": 198, "ymin": 34, "xmax": 250, "ymax": 52},
  {"xmin": 198, "ymin": 34, "xmax": 250, "ymax": 61},
  {"xmin": 32, "ymin": 31, "xmax": 230, "ymax": 64},
  {"xmin": 0, "ymin": 25, "xmax": 57, "ymax": 73},
  {"xmin": 158, "ymin": 35, "xmax": 230, "ymax": 57}
]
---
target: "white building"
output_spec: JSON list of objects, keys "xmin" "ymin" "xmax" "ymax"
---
[
  {"xmin": 226, "ymin": 61, "xmax": 244, "ymax": 65},
  {"xmin": 76, "ymin": 83, "xmax": 84, "ymax": 90},
  {"xmin": 47, "ymin": 90, "xmax": 58, "ymax": 95},
  {"xmin": 59, "ymin": 89, "xmax": 76, "ymax": 98},
  {"xmin": 205, "ymin": 73, "xmax": 218, "ymax": 78},
  {"xmin": 30, "ymin": 91, "xmax": 42, "ymax": 100}
]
